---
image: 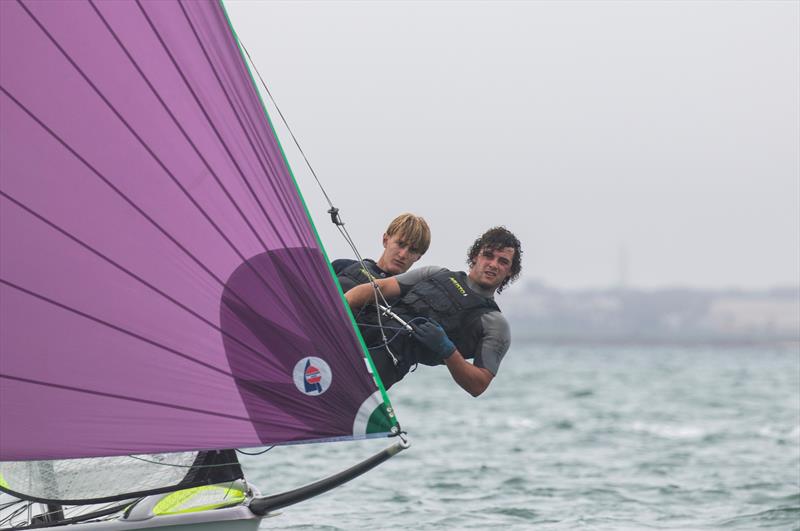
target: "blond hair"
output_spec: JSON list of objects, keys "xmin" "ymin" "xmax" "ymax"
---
[{"xmin": 385, "ymin": 213, "xmax": 431, "ymax": 255}]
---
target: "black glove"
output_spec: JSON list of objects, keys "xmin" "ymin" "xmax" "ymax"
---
[{"xmin": 411, "ymin": 320, "xmax": 456, "ymax": 361}]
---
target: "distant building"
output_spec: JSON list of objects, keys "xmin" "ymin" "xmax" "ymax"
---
[{"xmin": 706, "ymin": 296, "xmax": 800, "ymax": 336}]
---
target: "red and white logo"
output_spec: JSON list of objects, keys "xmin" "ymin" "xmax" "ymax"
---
[{"xmin": 293, "ymin": 356, "xmax": 332, "ymax": 395}]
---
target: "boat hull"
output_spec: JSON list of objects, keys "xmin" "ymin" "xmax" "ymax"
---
[
  {"xmin": 0, "ymin": 491, "xmax": 265, "ymax": 531},
  {"xmin": 59, "ymin": 506, "xmax": 263, "ymax": 531}
]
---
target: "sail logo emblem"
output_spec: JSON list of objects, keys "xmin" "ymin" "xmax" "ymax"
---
[{"xmin": 293, "ymin": 357, "xmax": 332, "ymax": 395}]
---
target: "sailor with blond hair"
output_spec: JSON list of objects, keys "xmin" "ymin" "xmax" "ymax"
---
[{"xmin": 332, "ymin": 213, "xmax": 431, "ymax": 292}]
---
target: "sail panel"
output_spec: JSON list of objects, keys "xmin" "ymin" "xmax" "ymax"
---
[{"xmin": 0, "ymin": 0, "xmax": 395, "ymax": 462}]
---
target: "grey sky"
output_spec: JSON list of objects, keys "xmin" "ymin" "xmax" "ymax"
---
[{"xmin": 224, "ymin": 1, "xmax": 799, "ymax": 290}]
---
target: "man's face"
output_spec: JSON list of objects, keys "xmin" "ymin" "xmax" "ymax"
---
[
  {"xmin": 468, "ymin": 246, "xmax": 515, "ymax": 291},
  {"xmin": 380, "ymin": 233, "xmax": 423, "ymax": 275}
]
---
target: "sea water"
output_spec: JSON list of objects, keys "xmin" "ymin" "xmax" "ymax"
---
[{"xmin": 240, "ymin": 345, "xmax": 800, "ymax": 530}]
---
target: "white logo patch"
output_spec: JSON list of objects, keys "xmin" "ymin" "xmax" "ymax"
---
[{"xmin": 292, "ymin": 356, "xmax": 332, "ymax": 395}]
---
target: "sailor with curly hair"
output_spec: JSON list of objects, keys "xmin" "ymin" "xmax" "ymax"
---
[{"xmin": 346, "ymin": 226, "xmax": 522, "ymax": 396}]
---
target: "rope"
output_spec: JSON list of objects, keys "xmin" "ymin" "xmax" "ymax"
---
[
  {"xmin": 236, "ymin": 446, "xmax": 275, "ymax": 456},
  {"xmin": 358, "ymin": 317, "xmax": 427, "ymax": 350},
  {"xmin": 0, "ymin": 500, "xmax": 27, "ymax": 527},
  {"xmin": 239, "ymin": 44, "xmax": 334, "ymax": 209},
  {"xmin": 237, "ymin": 38, "xmax": 403, "ymax": 361},
  {"xmin": 125, "ymin": 455, "xmax": 238, "ymax": 469}
]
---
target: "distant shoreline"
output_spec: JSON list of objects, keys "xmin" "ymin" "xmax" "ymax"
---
[
  {"xmin": 503, "ymin": 283, "xmax": 799, "ymax": 349},
  {"xmin": 514, "ymin": 335, "xmax": 800, "ymax": 349}
]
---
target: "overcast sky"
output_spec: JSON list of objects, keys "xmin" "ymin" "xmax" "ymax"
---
[{"xmin": 224, "ymin": 1, "xmax": 799, "ymax": 290}]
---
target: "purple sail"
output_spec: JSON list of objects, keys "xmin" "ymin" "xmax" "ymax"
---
[{"xmin": 0, "ymin": 0, "xmax": 395, "ymax": 461}]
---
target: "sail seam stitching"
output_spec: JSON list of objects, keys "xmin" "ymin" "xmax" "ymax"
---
[
  {"xmin": 0, "ymin": 190, "xmax": 297, "ymax": 371},
  {"xmin": 15, "ymin": 0, "xmax": 298, "ymax": 323},
  {"xmin": 0, "ymin": 85, "xmax": 297, "ymax": 371}
]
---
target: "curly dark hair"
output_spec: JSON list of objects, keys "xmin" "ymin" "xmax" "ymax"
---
[{"xmin": 466, "ymin": 226, "xmax": 522, "ymax": 293}]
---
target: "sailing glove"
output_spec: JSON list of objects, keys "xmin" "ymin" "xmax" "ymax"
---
[{"xmin": 411, "ymin": 320, "xmax": 456, "ymax": 361}]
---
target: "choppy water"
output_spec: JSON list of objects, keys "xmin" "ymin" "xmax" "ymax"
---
[{"xmin": 241, "ymin": 345, "xmax": 800, "ymax": 530}]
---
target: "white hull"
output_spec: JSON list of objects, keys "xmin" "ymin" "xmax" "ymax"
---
[
  {"xmin": 53, "ymin": 506, "xmax": 263, "ymax": 531},
  {"xmin": 0, "ymin": 488, "xmax": 267, "ymax": 530}
]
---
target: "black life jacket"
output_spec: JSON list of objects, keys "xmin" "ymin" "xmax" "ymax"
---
[
  {"xmin": 359, "ymin": 270, "xmax": 500, "ymax": 372},
  {"xmin": 337, "ymin": 259, "xmax": 388, "ymax": 292}
]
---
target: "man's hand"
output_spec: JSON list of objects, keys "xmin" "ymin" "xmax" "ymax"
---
[{"xmin": 411, "ymin": 320, "xmax": 456, "ymax": 361}]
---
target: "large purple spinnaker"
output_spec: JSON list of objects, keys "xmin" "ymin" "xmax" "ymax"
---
[{"xmin": 0, "ymin": 0, "xmax": 395, "ymax": 462}]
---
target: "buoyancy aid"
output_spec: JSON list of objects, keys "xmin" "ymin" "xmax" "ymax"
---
[
  {"xmin": 337, "ymin": 259, "xmax": 388, "ymax": 291},
  {"xmin": 359, "ymin": 270, "xmax": 500, "ymax": 372}
]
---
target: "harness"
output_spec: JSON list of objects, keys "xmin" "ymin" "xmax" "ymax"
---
[
  {"xmin": 337, "ymin": 259, "xmax": 388, "ymax": 287},
  {"xmin": 359, "ymin": 270, "xmax": 500, "ymax": 372}
]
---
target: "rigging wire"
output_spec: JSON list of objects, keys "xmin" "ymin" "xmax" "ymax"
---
[
  {"xmin": 239, "ymin": 44, "xmax": 334, "ymax": 211},
  {"xmin": 238, "ymin": 39, "xmax": 406, "ymax": 362},
  {"xmin": 125, "ymin": 455, "xmax": 238, "ymax": 469},
  {"xmin": 0, "ymin": 500, "xmax": 27, "ymax": 527},
  {"xmin": 235, "ymin": 446, "xmax": 275, "ymax": 456},
  {"xmin": 1, "ymin": 500, "xmax": 134, "ymax": 529},
  {"xmin": 358, "ymin": 317, "xmax": 426, "ymax": 350}
]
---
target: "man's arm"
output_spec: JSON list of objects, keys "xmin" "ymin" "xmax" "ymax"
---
[
  {"xmin": 444, "ymin": 351, "xmax": 494, "ymax": 397},
  {"xmin": 444, "ymin": 312, "xmax": 509, "ymax": 397},
  {"xmin": 405, "ymin": 321, "xmax": 493, "ymax": 396},
  {"xmin": 345, "ymin": 277, "xmax": 401, "ymax": 310}
]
